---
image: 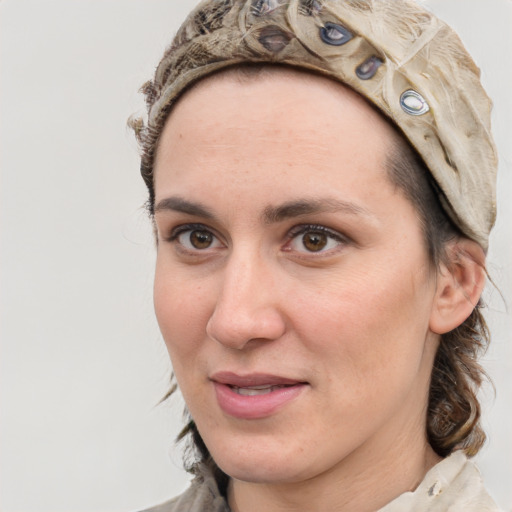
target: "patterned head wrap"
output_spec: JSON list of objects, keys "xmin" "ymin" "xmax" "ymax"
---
[{"xmin": 133, "ymin": 0, "xmax": 497, "ymax": 249}]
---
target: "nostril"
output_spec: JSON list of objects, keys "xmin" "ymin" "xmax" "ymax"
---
[{"xmin": 206, "ymin": 304, "xmax": 286, "ymax": 350}]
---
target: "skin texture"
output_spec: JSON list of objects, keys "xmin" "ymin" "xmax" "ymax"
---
[{"xmin": 151, "ymin": 69, "xmax": 482, "ymax": 512}]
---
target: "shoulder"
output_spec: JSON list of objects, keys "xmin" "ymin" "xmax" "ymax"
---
[
  {"xmin": 379, "ymin": 451, "xmax": 503, "ymax": 512},
  {"xmin": 137, "ymin": 466, "xmax": 230, "ymax": 512}
]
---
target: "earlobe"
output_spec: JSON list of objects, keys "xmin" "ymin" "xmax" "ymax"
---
[{"xmin": 429, "ymin": 239, "xmax": 486, "ymax": 335}]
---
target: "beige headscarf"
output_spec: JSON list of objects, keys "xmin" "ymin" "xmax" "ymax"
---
[{"xmin": 134, "ymin": 0, "xmax": 497, "ymax": 249}]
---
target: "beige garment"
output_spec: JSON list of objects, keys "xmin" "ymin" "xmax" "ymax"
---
[
  {"xmin": 378, "ymin": 451, "xmax": 501, "ymax": 512},
  {"xmin": 139, "ymin": 451, "xmax": 502, "ymax": 512}
]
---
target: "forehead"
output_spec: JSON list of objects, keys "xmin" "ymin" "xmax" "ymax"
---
[
  {"xmin": 153, "ymin": 67, "xmax": 399, "ymax": 199},
  {"xmin": 158, "ymin": 67, "xmax": 396, "ymax": 151}
]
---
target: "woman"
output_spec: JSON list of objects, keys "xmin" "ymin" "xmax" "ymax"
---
[{"xmin": 131, "ymin": 1, "xmax": 502, "ymax": 510}]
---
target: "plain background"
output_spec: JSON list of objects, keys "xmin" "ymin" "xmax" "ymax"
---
[{"xmin": 1, "ymin": 1, "xmax": 511, "ymax": 511}]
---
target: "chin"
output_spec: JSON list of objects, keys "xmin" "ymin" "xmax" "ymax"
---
[
  {"xmin": 216, "ymin": 458, "xmax": 304, "ymax": 484},
  {"xmin": 205, "ymin": 435, "xmax": 323, "ymax": 484}
]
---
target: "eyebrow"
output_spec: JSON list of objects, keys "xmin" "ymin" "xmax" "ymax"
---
[
  {"xmin": 154, "ymin": 196, "xmax": 372, "ymax": 223},
  {"xmin": 262, "ymin": 198, "xmax": 373, "ymax": 224},
  {"xmin": 154, "ymin": 196, "xmax": 216, "ymax": 219}
]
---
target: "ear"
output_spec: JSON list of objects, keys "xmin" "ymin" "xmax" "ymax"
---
[{"xmin": 429, "ymin": 239, "xmax": 486, "ymax": 335}]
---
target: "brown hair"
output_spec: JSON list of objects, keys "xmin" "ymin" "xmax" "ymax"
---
[
  {"xmin": 387, "ymin": 134, "xmax": 489, "ymax": 458},
  {"xmin": 132, "ymin": 70, "xmax": 490, "ymax": 469}
]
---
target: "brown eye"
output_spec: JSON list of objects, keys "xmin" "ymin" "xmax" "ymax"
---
[
  {"xmin": 189, "ymin": 230, "xmax": 214, "ymax": 249},
  {"xmin": 302, "ymin": 232, "xmax": 328, "ymax": 252},
  {"xmin": 173, "ymin": 227, "xmax": 223, "ymax": 251},
  {"xmin": 288, "ymin": 226, "xmax": 346, "ymax": 254}
]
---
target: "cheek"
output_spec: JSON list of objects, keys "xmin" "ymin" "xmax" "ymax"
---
[
  {"xmin": 295, "ymin": 257, "xmax": 434, "ymax": 382},
  {"xmin": 153, "ymin": 261, "xmax": 212, "ymax": 360}
]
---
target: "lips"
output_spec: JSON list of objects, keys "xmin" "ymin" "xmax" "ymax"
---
[
  {"xmin": 211, "ymin": 372, "xmax": 307, "ymax": 419},
  {"xmin": 212, "ymin": 371, "xmax": 303, "ymax": 387}
]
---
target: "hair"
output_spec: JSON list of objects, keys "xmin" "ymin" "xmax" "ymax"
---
[
  {"xmin": 386, "ymin": 133, "xmax": 489, "ymax": 459},
  {"xmin": 135, "ymin": 63, "xmax": 490, "ymax": 471}
]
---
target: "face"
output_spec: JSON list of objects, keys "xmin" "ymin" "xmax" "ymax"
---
[{"xmin": 152, "ymin": 69, "xmax": 440, "ymax": 484}]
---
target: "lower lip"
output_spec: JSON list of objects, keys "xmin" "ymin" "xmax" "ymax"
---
[{"xmin": 213, "ymin": 382, "xmax": 306, "ymax": 420}]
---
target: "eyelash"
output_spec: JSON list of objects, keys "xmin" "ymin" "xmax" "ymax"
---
[
  {"xmin": 166, "ymin": 223, "xmax": 223, "ymax": 246},
  {"xmin": 166, "ymin": 223, "xmax": 349, "ymax": 255},
  {"xmin": 285, "ymin": 224, "xmax": 349, "ymax": 254}
]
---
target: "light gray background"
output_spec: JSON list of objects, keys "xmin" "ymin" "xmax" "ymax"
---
[{"xmin": 1, "ymin": 1, "xmax": 510, "ymax": 511}]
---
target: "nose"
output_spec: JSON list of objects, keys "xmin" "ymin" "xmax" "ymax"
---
[{"xmin": 206, "ymin": 253, "xmax": 287, "ymax": 350}]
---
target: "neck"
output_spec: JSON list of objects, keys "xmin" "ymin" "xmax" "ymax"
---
[{"xmin": 227, "ymin": 428, "xmax": 441, "ymax": 512}]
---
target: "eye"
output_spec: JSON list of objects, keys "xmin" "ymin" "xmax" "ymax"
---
[
  {"xmin": 169, "ymin": 225, "xmax": 223, "ymax": 251},
  {"xmin": 287, "ymin": 225, "xmax": 347, "ymax": 254}
]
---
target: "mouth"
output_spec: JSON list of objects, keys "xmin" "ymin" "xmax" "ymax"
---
[
  {"xmin": 210, "ymin": 372, "xmax": 308, "ymax": 419},
  {"xmin": 229, "ymin": 383, "xmax": 298, "ymax": 396}
]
